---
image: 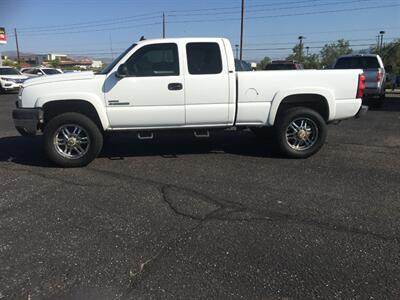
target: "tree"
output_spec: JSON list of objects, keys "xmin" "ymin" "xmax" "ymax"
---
[
  {"xmin": 303, "ymin": 54, "xmax": 321, "ymax": 69},
  {"xmin": 257, "ymin": 56, "xmax": 271, "ymax": 70},
  {"xmin": 380, "ymin": 40, "xmax": 400, "ymax": 74},
  {"xmin": 2, "ymin": 59, "xmax": 17, "ymax": 67},
  {"xmin": 286, "ymin": 44, "xmax": 305, "ymax": 64},
  {"xmin": 49, "ymin": 58, "xmax": 60, "ymax": 68},
  {"xmin": 320, "ymin": 39, "xmax": 352, "ymax": 67}
]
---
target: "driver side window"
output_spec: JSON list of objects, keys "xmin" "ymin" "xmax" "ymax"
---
[{"xmin": 125, "ymin": 43, "xmax": 179, "ymax": 77}]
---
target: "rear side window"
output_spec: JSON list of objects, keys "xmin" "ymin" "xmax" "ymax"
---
[
  {"xmin": 334, "ymin": 57, "xmax": 380, "ymax": 69},
  {"xmin": 186, "ymin": 42, "xmax": 223, "ymax": 75},
  {"xmin": 126, "ymin": 43, "xmax": 179, "ymax": 77}
]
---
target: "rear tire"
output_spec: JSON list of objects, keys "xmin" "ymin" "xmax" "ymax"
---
[
  {"xmin": 43, "ymin": 112, "xmax": 103, "ymax": 167},
  {"xmin": 274, "ymin": 107, "xmax": 327, "ymax": 158}
]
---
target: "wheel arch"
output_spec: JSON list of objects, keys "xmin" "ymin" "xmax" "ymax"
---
[
  {"xmin": 267, "ymin": 89, "xmax": 335, "ymax": 126},
  {"xmin": 39, "ymin": 96, "xmax": 109, "ymax": 130}
]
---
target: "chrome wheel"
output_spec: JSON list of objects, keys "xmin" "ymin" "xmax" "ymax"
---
[
  {"xmin": 53, "ymin": 124, "xmax": 90, "ymax": 159},
  {"xmin": 285, "ymin": 117, "xmax": 319, "ymax": 151}
]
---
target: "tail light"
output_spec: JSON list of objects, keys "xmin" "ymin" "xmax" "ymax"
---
[
  {"xmin": 357, "ymin": 73, "xmax": 365, "ymax": 98},
  {"xmin": 376, "ymin": 70, "xmax": 383, "ymax": 82}
]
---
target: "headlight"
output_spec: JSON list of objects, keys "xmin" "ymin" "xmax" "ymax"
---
[
  {"xmin": 18, "ymin": 87, "xmax": 24, "ymax": 98},
  {"xmin": 18, "ymin": 87, "xmax": 23, "ymax": 107},
  {"xmin": 1, "ymin": 77, "xmax": 16, "ymax": 83}
]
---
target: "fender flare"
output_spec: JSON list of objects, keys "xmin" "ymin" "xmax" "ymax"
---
[
  {"xmin": 36, "ymin": 92, "xmax": 110, "ymax": 130},
  {"xmin": 267, "ymin": 88, "xmax": 335, "ymax": 126}
]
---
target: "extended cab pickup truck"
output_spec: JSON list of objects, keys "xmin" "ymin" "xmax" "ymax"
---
[{"xmin": 13, "ymin": 37, "xmax": 367, "ymax": 167}]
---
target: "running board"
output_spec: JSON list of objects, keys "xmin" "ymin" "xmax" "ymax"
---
[
  {"xmin": 193, "ymin": 129, "xmax": 210, "ymax": 138},
  {"xmin": 137, "ymin": 132, "xmax": 154, "ymax": 140}
]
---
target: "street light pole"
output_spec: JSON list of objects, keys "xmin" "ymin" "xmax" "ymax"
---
[
  {"xmin": 163, "ymin": 12, "xmax": 166, "ymax": 38},
  {"xmin": 298, "ymin": 36, "xmax": 304, "ymax": 61},
  {"xmin": 306, "ymin": 46, "xmax": 310, "ymax": 56},
  {"xmin": 239, "ymin": 0, "xmax": 245, "ymax": 62},
  {"xmin": 379, "ymin": 30, "xmax": 385, "ymax": 53}
]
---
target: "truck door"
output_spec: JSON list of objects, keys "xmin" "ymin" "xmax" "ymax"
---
[
  {"xmin": 184, "ymin": 42, "xmax": 232, "ymax": 126},
  {"xmin": 104, "ymin": 43, "xmax": 185, "ymax": 128}
]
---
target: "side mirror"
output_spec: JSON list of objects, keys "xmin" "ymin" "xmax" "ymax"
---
[{"xmin": 116, "ymin": 64, "xmax": 129, "ymax": 78}]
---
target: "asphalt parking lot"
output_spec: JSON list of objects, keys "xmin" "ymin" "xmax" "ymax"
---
[{"xmin": 0, "ymin": 93, "xmax": 399, "ymax": 299}]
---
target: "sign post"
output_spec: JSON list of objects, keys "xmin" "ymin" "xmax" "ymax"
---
[{"xmin": 0, "ymin": 27, "xmax": 7, "ymax": 66}]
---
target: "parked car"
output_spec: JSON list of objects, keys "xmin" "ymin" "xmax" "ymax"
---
[
  {"xmin": 333, "ymin": 54, "xmax": 386, "ymax": 103},
  {"xmin": 21, "ymin": 67, "xmax": 63, "ymax": 77},
  {"xmin": 235, "ymin": 59, "xmax": 252, "ymax": 71},
  {"xmin": 265, "ymin": 60, "xmax": 304, "ymax": 70},
  {"xmin": 13, "ymin": 37, "xmax": 366, "ymax": 167},
  {"xmin": 0, "ymin": 67, "xmax": 29, "ymax": 93}
]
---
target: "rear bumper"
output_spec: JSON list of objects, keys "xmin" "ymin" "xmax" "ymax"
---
[
  {"xmin": 355, "ymin": 105, "xmax": 368, "ymax": 118},
  {"xmin": 12, "ymin": 108, "xmax": 43, "ymax": 136},
  {"xmin": 364, "ymin": 87, "xmax": 384, "ymax": 96}
]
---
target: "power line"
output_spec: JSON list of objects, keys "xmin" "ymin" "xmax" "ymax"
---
[
  {"xmin": 11, "ymin": 22, "xmax": 162, "ymax": 37},
  {"xmin": 166, "ymin": 0, "xmax": 377, "ymax": 17},
  {"xmin": 16, "ymin": 11, "xmax": 162, "ymax": 31},
  {"xmin": 244, "ymin": 37, "xmax": 398, "ymax": 46},
  {"xmin": 169, "ymin": 4, "xmax": 400, "ymax": 24},
  {"xmin": 17, "ymin": 37, "xmax": 398, "ymax": 56},
  {"xmin": 15, "ymin": 0, "xmax": 329, "ymax": 32},
  {"xmin": 246, "ymin": 26, "xmax": 400, "ymax": 38},
  {"xmin": 16, "ymin": 15, "xmax": 162, "ymax": 34}
]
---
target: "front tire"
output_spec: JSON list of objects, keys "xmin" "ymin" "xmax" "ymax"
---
[
  {"xmin": 274, "ymin": 107, "xmax": 327, "ymax": 158},
  {"xmin": 43, "ymin": 112, "xmax": 103, "ymax": 167}
]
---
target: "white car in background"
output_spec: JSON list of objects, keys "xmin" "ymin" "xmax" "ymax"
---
[
  {"xmin": 21, "ymin": 67, "xmax": 63, "ymax": 77},
  {"xmin": 0, "ymin": 67, "xmax": 29, "ymax": 93}
]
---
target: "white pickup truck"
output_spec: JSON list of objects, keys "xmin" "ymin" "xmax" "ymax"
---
[{"xmin": 13, "ymin": 37, "xmax": 367, "ymax": 167}]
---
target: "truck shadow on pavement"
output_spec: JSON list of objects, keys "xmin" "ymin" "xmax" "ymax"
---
[
  {"xmin": 0, "ymin": 131, "xmax": 276, "ymax": 168},
  {"xmin": 364, "ymin": 95, "xmax": 400, "ymax": 111}
]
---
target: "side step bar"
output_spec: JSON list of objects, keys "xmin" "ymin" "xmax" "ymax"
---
[
  {"xmin": 193, "ymin": 129, "xmax": 210, "ymax": 138},
  {"xmin": 138, "ymin": 132, "xmax": 154, "ymax": 140}
]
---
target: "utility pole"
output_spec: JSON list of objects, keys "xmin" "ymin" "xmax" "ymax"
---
[
  {"xmin": 162, "ymin": 12, "xmax": 166, "ymax": 38},
  {"xmin": 14, "ymin": 28, "xmax": 20, "ymax": 65},
  {"xmin": 239, "ymin": 0, "xmax": 245, "ymax": 62},
  {"xmin": 379, "ymin": 30, "xmax": 385, "ymax": 53}
]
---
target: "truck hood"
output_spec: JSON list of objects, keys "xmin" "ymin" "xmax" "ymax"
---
[{"xmin": 23, "ymin": 71, "xmax": 95, "ymax": 87}]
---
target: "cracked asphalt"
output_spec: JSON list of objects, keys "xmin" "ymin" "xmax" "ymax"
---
[{"xmin": 0, "ymin": 93, "xmax": 399, "ymax": 299}]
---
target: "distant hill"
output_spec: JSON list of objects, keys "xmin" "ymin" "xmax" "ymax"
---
[{"xmin": 1, "ymin": 50, "xmax": 112, "ymax": 64}]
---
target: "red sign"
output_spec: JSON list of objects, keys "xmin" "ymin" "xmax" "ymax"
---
[{"xmin": 0, "ymin": 27, "xmax": 7, "ymax": 44}]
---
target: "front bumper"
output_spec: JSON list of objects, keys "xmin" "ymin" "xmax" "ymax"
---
[
  {"xmin": 355, "ymin": 105, "xmax": 368, "ymax": 118},
  {"xmin": 1, "ymin": 82, "xmax": 23, "ymax": 91},
  {"xmin": 12, "ymin": 108, "xmax": 43, "ymax": 136}
]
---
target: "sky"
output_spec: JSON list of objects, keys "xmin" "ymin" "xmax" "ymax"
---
[{"xmin": 0, "ymin": 0, "xmax": 399, "ymax": 61}]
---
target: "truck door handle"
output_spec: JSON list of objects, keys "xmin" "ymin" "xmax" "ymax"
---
[{"xmin": 168, "ymin": 83, "xmax": 183, "ymax": 91}]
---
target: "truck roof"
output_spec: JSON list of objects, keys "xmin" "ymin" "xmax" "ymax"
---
[
  {"xmin": 337, "ymin": 54, "xmax": 381, "ymax": 58},
  {"xmin": 135, "ymin": 37, "xmax": 226, "ymax": 45}
]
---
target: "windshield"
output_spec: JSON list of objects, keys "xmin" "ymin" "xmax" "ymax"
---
[
  {"xmin": 334, "ymin": 57, "xmax": 380, "ymax": 69},
  {"xmin": 235, "ymin": 59, "xmax": 252, "ymax": 71},
  {"xmin": 0, "ymin": 68, "xmax": 21, "ymax": 75},
  {"xmin": 43, "ymin": 68, "xmax": 62, "ymax": 75},
  {"xmin": 99, "ymin": 43, "xmax": 137, "ymax": 74}
]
